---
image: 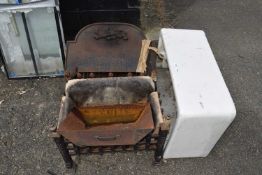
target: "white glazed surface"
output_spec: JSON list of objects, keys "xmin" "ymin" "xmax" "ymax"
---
[{"xmin": 160, "ymin": 29, "xmax": 236, "ymax": 158}]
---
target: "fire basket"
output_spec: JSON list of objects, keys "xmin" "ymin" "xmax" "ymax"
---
[{"xmin": 50, "ymin": 23, "xmax": 170, "ymax": 168}]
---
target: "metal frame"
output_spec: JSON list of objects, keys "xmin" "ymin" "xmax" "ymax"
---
[
  {"xmin": 0, "ymin": 44, "xmax": 10, "ymax": 78},
  {"xmin": 21, "ymin": 12, "xmax": 39, "ymax": 75},
  {"xmin": 54, "ymin": 7, "xmax": 65, "ymax": 67},
  {"xmin": 50, "ymin": 120, "xmax": 169, "ymax": 169}
]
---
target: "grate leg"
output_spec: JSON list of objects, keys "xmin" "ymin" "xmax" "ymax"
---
[
  {"xmin": 54, "ymin": 136, "xmax": 73, "ymax": 168},
  {"xmin": 154, "ymin": 124, "xmax": 169, "ymax": 164}
]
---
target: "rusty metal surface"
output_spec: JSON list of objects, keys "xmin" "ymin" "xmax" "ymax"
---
[
  {"xmin": 57, "ymin": 103, "xmax": 154, "ymax": 146},
  {"xmin": 149, "ymin": 92, "xmax": 164, "ymax": 135},
  {"xmin": 77, "ymin": 104, "xmax": 146, "ymax": 126},
  {"xmin": 66, "ymin": 137, "xmax": 159, "ymax": 156},
  {"xmin": 146, "ymin": 40, "xmax": 158, "ymax": 80},
  {"xmin": 65, "ymin": 23, "xmax": 146, "ymax": 77}
]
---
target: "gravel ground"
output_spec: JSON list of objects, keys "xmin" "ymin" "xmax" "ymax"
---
[{"xmin": 0, "ymin": 0, "xmax": 262, "ymax": 174}]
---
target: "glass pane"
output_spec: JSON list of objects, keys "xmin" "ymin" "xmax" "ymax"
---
[
  {"xmin": 0, "ymin": 0, "xmax": 16, "ymax": 4},
  {"xmin": 0, "ymin": 0, "xmax": 44, "ymax": 4},
  {"xmin": 26, "ymin": 7, "xmax": 64, "ymax": 76},
  {"xmin": 0, "ymin": 12, "xmax": 36, "ymax": 78}
]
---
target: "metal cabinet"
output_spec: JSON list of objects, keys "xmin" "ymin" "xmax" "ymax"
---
[
  {"xmin": 59, "ymin": 0, "xmax": 140, "ymax": 40},
  {"xmin": 0, "ymin": 0, "xmax": 65, "ymax": 78}
]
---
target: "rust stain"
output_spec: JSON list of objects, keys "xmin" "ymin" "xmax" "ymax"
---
[
  {"xmin": 77, "ymin": 104, "xmax": 146, "ymax": 126},
  {"xmin": 66, "ymin": 23, "xmax": 146, "ymax": 76},
  {"xmin": 57, "ymin": 103, "xmax": 154, "ymax": 146}
]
